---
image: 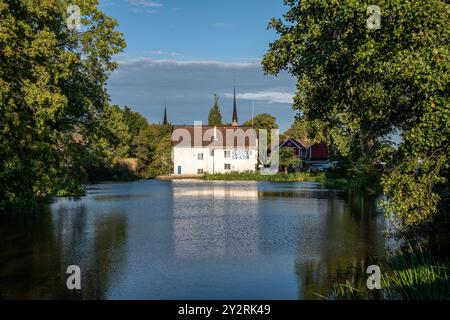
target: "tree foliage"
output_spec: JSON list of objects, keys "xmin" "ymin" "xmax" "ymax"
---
[
  {"xmin": 263, "ymin": 0, "xmax": 449, "ymax": 247},
  {"xmin": 208, "ymin": 94, "xmax": 222, "ymax": 126},
  {"xmin": 123, "ymin": 106, "xmax": 149, "ymax": 141},
  {"xmin": 138, "ymin": 123, "xmax": 173, "ymax": 178},
  {"xmin": 243, "ymin": 113, "xmax": 279, "ymax": 145},
  {"xmin": 279, "ymin": 147, "xmax": 300, "ymax": 173},
  {"xmin": 85, "ymin": 105, "xmax": 173, "ymax": 181},
  {"xmin": 0, "ymin": 0, "xmax": 125, "ymax": 208},
  {"xmin": 283, "ymin": 118, "xmax": 310, "ymax": 142}
]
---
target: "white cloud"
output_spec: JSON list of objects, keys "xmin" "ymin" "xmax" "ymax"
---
[
  {"xmin": 107, "ymin": 57, "xmax": 296, "ymax": 130},
  {"xmin": 127, "ymin": 0, "xmax": 162, "ymax": 8},
  {"xmin": 117, "ymin": 57, "xmax": 261, "ymax": 69},
  {"xmin": 224, "ymin": 91, "xmax": 294, "ymax": 104},
  {"xmin": 149, "ymin": 50, "xmax": 182, "ymax": 58},
  {"xmin": 130, "ymin": 8, "xmax": 159, "ymax": 14}
]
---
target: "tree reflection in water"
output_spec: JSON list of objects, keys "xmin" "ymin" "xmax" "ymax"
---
[
  {"xmin": 0, "ymin": 201, "xmax": 127, "ymax": 299},
  {"xmin": 294, "ymin": 192, "xmax": 386, "ymax": 299}
]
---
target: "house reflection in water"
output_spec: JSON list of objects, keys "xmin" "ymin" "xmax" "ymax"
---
[
  {"xmin": 171, "ymin": 181, "xmax": 386, "ymax": 299},
  {"xmin": 172, "ymin": 181, "xmax": 259, "ymax": 258},
  {"xmin": 171, "ymin": 180, "xmax": 349, "ymax": 261}
]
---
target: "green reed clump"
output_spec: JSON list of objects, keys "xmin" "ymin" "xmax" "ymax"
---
[
  {"xmin": 381, "ymin": 246, "xmax": 450, "ymax": 300},
  {"xmin": 331, "ymin": 281, "xmax": 364, "ymax": 300},
  {"xmin": 331, "ymin": 246, "xmax": 450, "ymax": 300}
]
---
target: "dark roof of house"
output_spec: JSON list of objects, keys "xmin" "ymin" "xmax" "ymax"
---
[
  {"xmin": 172, "ymin": 125, "xmax": 257, "ymax": 148},
  {"xmin": 278, "ymin": 138, "xmax": 329, "ymax": 159},
  {"xmin": 279, "ymin": 137, "xmax": 312, "ymax": 149}
]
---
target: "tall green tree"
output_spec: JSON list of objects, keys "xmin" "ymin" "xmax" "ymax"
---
[
  {"xmin": 122, "ymin": 106, "xmax": 149, "ymax": 139},
  {"xmin": 284, "ymin": 118, "xmax": 309, "ymax": 141},
  {"xmin": 208, "ymin": 94, "xmax": 222, "ymax": 126},
  {"xmin": 263, "ymin": 0, "xmax": 449, "ymax": 247},
  {"xmin": 102, "ymin": 105, "xmax": 131, "ymax": 159},
  {"xmin": 0, "ymin": 0, "xmax": 125, "ymax": 208},
  {"xmin": 132, "ymin": 126, "xmax": 155, "ymax": 168},
  {"xmin": 243, "ymin": 113, "xmax": 279, "ymax": 145},
  {"xmin": 131, "ymin": 123, "xmax": 173, "ymax": 179},
  {"xmin": 279, "ymin": 147, "xmax": 300, "ymax": 174}
]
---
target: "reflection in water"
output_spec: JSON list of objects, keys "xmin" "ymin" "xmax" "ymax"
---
[
  {"xmin": 0, "ymin": 197, "xmax": 127, "ymax": 299},
  {"xmin": 294, "ymin": 192, "xmax": 386, "ymax": 299},
  {"xmin": 0, "ymin": 180, "xmax": 388, "ymax": 299},
  {"xmin": 172, "ymin": 181, "xmax": 259, "ymax": 257},
  {"xmin": 0, "ymin": 209, "xmax": 63, "ymax": 299},
  {"xmin": 173, "ymin": 181, "xmax": 259, "ymax": 199}
]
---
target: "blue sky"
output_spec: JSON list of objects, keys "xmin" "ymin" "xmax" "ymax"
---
[{"xmin": 101, "ymin": 0, "xmax": 297, "ymax": 131}]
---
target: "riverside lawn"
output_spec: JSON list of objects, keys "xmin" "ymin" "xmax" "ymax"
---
[{"xmin": 203, "ymin": 171, "xmax": 378, "ymax": 192}]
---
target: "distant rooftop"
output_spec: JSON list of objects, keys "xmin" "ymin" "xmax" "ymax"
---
[{"xmin": 172, "ymin": 125, "xmax": 257, "ymax": 148}]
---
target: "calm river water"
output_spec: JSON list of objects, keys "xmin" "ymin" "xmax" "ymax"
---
[{"xmin": 0, "ymin": 180, "xmax": 388, "ymax": 299}]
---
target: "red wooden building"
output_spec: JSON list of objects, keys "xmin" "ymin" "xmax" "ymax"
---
[{"xmin": 277, "ymin": 138, "xmax": 329, "ymax": 171}]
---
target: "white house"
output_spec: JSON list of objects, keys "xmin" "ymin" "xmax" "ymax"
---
[
  {"xmin": 171, "ymin": 89, "xmax": 258, "ymax": 175},
  {"xmin": 172, "ymin": 125, "xmax": 258, "ymax": 175}
]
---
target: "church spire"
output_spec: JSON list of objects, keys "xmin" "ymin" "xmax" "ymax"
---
[
  {"xmin": 232, "ymin": 87, "xmax": 238, "ymax": 126},
  {"xmin": 163, "ymin": 106, "xmax": 168, "ymax": 125}
]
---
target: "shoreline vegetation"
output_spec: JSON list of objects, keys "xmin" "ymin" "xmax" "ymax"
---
[
  {"xmin": 150, "ymin": 168, "xmax": 380, "ymax": 194},
  {"xmin": 330, "ymin": 246, "xmax": 450, "ymax": 300},
  {"xmin": 50, "ymin": 169, "xmax": 378, "ymax": 199},
  {"xmin": 203, "ymin": 171, "xmax": 377, "ymax": 192},
  {"xmin": 154, "ymin": 160, "xmax": 382, "ymax": 193}
]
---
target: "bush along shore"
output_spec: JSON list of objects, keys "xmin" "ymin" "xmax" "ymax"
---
[
  {"xmin": 203, "ymin": 167, "xmax": 382, "ymax": 193},
  {"xmin": 204, "ymin": 171, "xmax": 326, "ymax": 182}
]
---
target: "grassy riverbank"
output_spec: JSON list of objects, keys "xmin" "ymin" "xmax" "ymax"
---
[
  {"xmin": 204, "ymin": 172, "xmax": 326, "ymax": 183},
  {"xmin": 203, "ymin": 171, "xmax": 379, "ymax": 192}
]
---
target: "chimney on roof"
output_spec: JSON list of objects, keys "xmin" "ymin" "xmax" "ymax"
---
[{"xmin": 232, "ymin": 87, "xmax": 238, "ymax": 126}]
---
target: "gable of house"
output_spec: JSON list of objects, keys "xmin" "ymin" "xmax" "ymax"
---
[
  {"xmin": 277, "ymin": 137, "xmax": 311, "ymax": 157},
  {"xmin": 172, "ymin": 125, "xmax": 257, "ymax": 148}
]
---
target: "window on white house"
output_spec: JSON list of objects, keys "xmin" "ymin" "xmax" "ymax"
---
[
  {"xmin": 224, "ymin": 164, "xmax": 231, "ymax": 170},
  {"xmin": 224, "ymin": 150, "xmax": 231, "ymax": 158},
  {"xmin": 197, "ymin": 153, "xmax": 204, "ymax": 160},
  {"xmin": 197, "ymin": 169, "xmax": 204, "ymax": 174}
]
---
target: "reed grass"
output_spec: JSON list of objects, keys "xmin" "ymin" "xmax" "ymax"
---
[
  {"xmin": 331, "ymin": 246, "xmax": 450, "ymax": 300},
  {"xmin": 381, "ymin": 246, "xmax": 450, "ymax": 300}
]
